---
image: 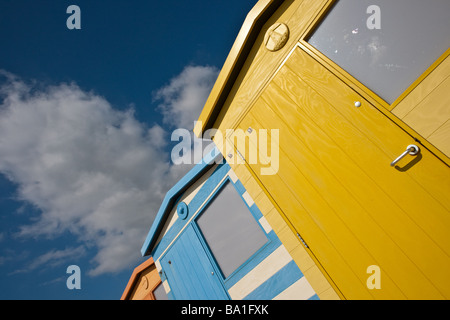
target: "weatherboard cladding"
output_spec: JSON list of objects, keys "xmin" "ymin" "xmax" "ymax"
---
[{"xmin": 143, "ymin": 147, "xmax": 317, "ymax": 300}]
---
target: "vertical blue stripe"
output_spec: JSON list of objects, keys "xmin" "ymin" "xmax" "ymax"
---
[
  {"xmin": 249, "ymin": 203, "xmax": 263, "ymax": 220},
  {"xmin": 233, "ymin": 179, "xmax": 246, "ymax": 195}
]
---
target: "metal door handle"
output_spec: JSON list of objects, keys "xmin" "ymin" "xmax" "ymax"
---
[{"xmin": 391, "ymin": 144, "xmax": 420, "ymax": 167}]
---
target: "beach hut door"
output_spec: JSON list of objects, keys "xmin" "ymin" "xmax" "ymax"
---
[{"xmin": 159, "ymin": 225, "xmax": 229, "ymax": 300}]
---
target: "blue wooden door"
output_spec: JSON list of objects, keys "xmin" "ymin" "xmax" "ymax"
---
[{"xmin": 160, "ymin": 225, "xmax": 229, "ymax": 299}]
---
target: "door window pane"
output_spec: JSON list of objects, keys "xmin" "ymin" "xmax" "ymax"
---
[
  {"xmin": 152, "ymin": 283, "xmax": 169, "ymax": 300},
  {"xmin": 307, "ymin": 0, "xmax": 450, "ymax": 104},
  {"xmin": 196, "ymin": 181, "xmax": 267, "ymax": 278}
]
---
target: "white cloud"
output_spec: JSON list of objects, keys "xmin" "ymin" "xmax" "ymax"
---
[
  {"xmin": 0, "ymin": 66, "xmax": 217, "ymax": 276},
  {"xmin": 10, "ymin": 246, "xmax": 86, "ymax": 275},
  {"xmin": 154, "ymin": 65, "xmax": 218, "ymax": 165},
  {"xmin": 154, "ymin": 65, "xmax": 219, "ymax": 130}
]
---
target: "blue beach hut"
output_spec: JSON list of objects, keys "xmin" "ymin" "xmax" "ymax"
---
[{"xmin": 140, "ymin": 148, "xmax": 318, "ymax": 300}]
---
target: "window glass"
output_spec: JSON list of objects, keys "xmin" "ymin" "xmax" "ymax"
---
[
  {"xmin": 307, "ymin": 0, "xmax": 450, "ymax": 104},
  {"xmin": 152, "ymin": 282, "xmax": 169, "ymax": 300},
  {"xmin": 196, "ymin": 181, "xmax": 267, "ymax": 278}
]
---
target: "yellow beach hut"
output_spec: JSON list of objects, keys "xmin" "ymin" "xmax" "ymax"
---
[{"xmin": 194, "ymin": 0, "xmax": 450, "ymax": 299}]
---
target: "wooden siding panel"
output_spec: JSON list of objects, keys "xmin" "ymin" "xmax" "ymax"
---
[
  {"xmin": 402, "ymin": 75, "xmax": 450, "ymax": 139},
  {"xmin": 392, "ymin": 52, "xmax": 450, "ymax": 158},
  {"xmin": 392, "ymin": 52, "xmax": 450, "ymax": 118},
  {"xmin": 428, "ymin": 119, "xmax": 450, "ymax": 157}
]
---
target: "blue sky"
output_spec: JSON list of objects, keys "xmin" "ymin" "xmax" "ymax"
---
[{"xmin": 0, "ymin": 0, "xmax": 257, "ymax": 299}]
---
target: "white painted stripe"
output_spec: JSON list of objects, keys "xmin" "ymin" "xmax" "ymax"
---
[
  {"xmin": 273, "ymin": 276, "xmax": 316, "ymax": 300},
  {"xmin": 258, "ymin": 216, "xmax": 272, "ymax": 234},
  {"xmin": 155, "ymin": 259, "xmax": 162, "ymax": 272},
  {"xmin": 164, "ymin": 207, "xmax": 178, "ymax": 235},
  {"xmin": 242, "ymin": 191, "xmax": 254, "ymax": 207},
  {"xmin": 162, "ymin": 279, "xmax": 171, "ymax": 294},
  {"xmin": 182, "ymin": 166, "xmax": 215, "ymax": 205},
  {"xmin": 228, "ymin": 245, "xmax": 292, "ymax": 300},
  {"xmin": 228, "ymin": 169, "xmax": 238, "ymax": 183}
]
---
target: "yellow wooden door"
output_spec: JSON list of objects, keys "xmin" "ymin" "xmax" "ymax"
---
[{"xmin": 232, "ymin": 45, "xmax": 450, "ymax": 299}]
